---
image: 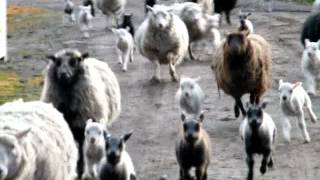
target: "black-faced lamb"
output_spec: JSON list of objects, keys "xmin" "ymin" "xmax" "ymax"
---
[
  {"xmin": 135, "ymin": 5, "xmax": 189, "ymax": 83},
  {"xmin": 176, "ymin": 76, "xmax": 205, "ymax": 117},
  {"xmin": 301, "ymin": 11, "xmax": 320, "ymax": 47},
  {"xmin": 112, "ymin": 28, "xmax": 134, "ymax": 72},
  {"xmin": 83, "ymin": 119, "xmax": 108, "ymax": 180},
  {"xmin": 0, "ymin": 100, "xmax": 78, "ymax": 180},
  {"xmin": 64, "ymin": 0, "xmax": 76, "ymax": 24},
  {"xmin": 97, "ymin": 0, "xmax": 127, "ymax": 28},
  {"xmin": 175, "ymin": 113, "xmax": 211, "ymax": 180},
  {"xmin": 214, "ymin": 0, "xmax": 237, "ymax": 24},
  {"xmin": 278, "ymin": 80, "xmax": 318, "ymax": 143},
  {"xmin": 119, "ymin": 13, "xmax": 135, "ymax": 37},
  {"xmin": 239, "ymin": 102, "xmax": 276, "ymax": 180},
  {"xmin": 99, "ymin": 131, "xmax": 136, "ymax": 180},
  {"xmin": 41, "ymin": 49, "xmax": 121, "ymax": 179},
  {"xmin": 301, "ymin": 39, "xmax": 320, "ymax": 95},
  {"xmin": 214, "ymin": 32, "xmax": 272, "ymax": 118},
  {"xmin": 83, "ymin": 0, "xmax": 96, "ymax": 16},
  {"xmin": 78, "ymin": 5, "xmax": 93, "ymax": 38},
  {"xmin": 238, "ymin": 11, "xmax": 253, "ymax": 34}
]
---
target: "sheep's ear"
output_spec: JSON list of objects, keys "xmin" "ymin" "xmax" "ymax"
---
[
  {"xmin": 199, "ymin": 113, "xmax": 204, "ymax": 122},
  {"xmin": 81, "ymin": 52, "xmax": 89, "ymax": 60},
  {"xmin": 247, "ymin": 12, "xmax": 252, "ymax": 17},
  {"xmin": 46, "ymin": 54, "xmax": 56, "ymax": 62},
  {"xmin": 122, "ymin": 130, "xmax": 133, "ymax": 142},
  {"xmin": 279, "ymin": 79, "xmax": 283, "ymax": 86},
  {"xmin": 305, "ymin": 39, "xmax": 310, "ymax": 47},
  {"xmin": 293, "ymin": 82, "xmax": 302, "ymax": 89},
  {"xmin": 87, "ymin": 119, "xmax": 93, "ymax": 124},
  {"xmin": 15, "ymin": 127, "xmax": 31, "ymax": 140},
  {"xmin": 146, "ymin": 5, "xmax": 154, "ymax": 14},
  {"xmin": 181, "ymin": 113, "xmax": 186, "ymax": 122},
  {"xmin": 260, "ymin": 101, "xmax": 268, "ymax": 109}
]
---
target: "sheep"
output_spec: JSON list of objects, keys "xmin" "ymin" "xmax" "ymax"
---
[
  {"xmin": 119, "ymin": 13, "xmax": 135, "ymax": 37},
  {"xmin": 176, "ymin": 76, "xmax": 205, "ymax": 117},
  {"xmin": 83, "ymin": 0, "xmax": 96, "ymax": 16},
  {"xmin": 301, "ymin": 39, "xmax": 320, "ymax": 95},
  {"xmin": 64, "ymin": 0, "xmax": 76, "ymax": 24},
  {"xmin": 83, "ymin": 119, "xmax": 108, "ymax": 180},
  {"xmin": 214, "ymin": 0, "xmax": 237, "ymax": 25},
  {"xmin": 112, "ymin": 27, "xmax": 134, "ymax": 72},
  {"xmin": 177, "ymin": 0, "xmax": 213, "ymax": 14},
  {"xmin": 175, "ymin": 113, "xmax": 211, "ymax": 180},
  {"xmin": 0, "ymin": 100, "xmax": 78, "ymax": 180},
  {"xmin": 301, "ymin": 11, "xmax": 320, "ymax": 47},
  {"xmin": 238, "ymin": 11, "xmax": 254, "ymax": 34},
  {"xmin": 99, "ymin": 131, "xmax": 136, "ymax": 180},
  {"xmin": 312, "ymin": 0, "xmax": 320, "ymax": 12},
  {"xmin": 214, "ymin": 32, "xmax": 272, "ymax": 118},
  {"xmin": 239, "ymin": 102, "xmax": 276, "ymax": 180},
  {"xmin": 40, "ymin": 49, "xmax": 121, "ymax": 179},
  {"xmin": 97, "ymin": 0, "xmax": 127, "ymax": 28},
  {"xmin": 135, "ymin": 5, "xmax": 189, "ymax": 83},
  {"xmin": 78, "ymin": 5, "xmax": 93, "ymax": 38},
  {"xmin": 278, "ymin": 79, "xmax": 318, "ymax": 143},
  {"xmin": 145, "ymin": 0, "xmax": 157, "ymax": 14}
]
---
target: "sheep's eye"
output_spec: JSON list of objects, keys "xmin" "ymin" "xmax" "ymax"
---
[
  {"xmin": 195, "ymin": 124, "xmax": 200, "ymax": 132},
  {"xmin": 97, "ymin": 131, "xmax": 101, "ymax": 135},
  {"xmin": 289, "ymin": 90, "xmax": 293, "ymax": 94},
  {"xmin": 69, "ymin": 59, "xmax": 76, "ymax": 67},
  {"xmin": 55, "ymin": 59, "xmax": 61, "ymax": 66},
  {"xmin": 190, "ymin": 85, "xmax": 194, "ymax": 89}
]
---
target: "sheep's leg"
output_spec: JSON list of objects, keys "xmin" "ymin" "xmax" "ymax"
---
[
  {"xmin": 268, "ymin": 0, "xmax": 273, "ymax": 12},
  {"xmin": 297, "ymin": 110, "xmax": 311, "ymax": 143},
  {"xmin": 282, "ymin": 116, "xmax": 292, "ymax": 142},
  {"xmin": 234, "ymin": 102, "xmax": 240, "ymax": 118},
  {"xmin": 305, "ymin": 94, "xmax": 318, "ymax": 123},
  {"xmin": 249, "ymin": 93, "xmax": 255, "ymax": 104},
  {"xmin": 304, "ymin": 71, "xmax": 316, "ymax": 95},
  {"xmin": 195, "ymin": 165, "xmax": 208, "ymax": 180},
  {"xmin": 188, "ymin": 44, "xmax": 196, "ymax": 61},
  {"xmin": 180, "ymin": 168, "xmax": 192, "ymax": 180},
  {"xmin": 116, "ymin": 48, "xmax": 123, "ymax": 65},
  {"xmin": 169, "ymin": 60, "xmax": 178, "ymax": 82},
  {"xmin": 260, "ymin": 150, "xmax": 271, "ymax": 174},
  {"xmin": 236, "ymin": 98, "xmax": 246, "ymax": 117},
  {"xmin": 246, "ymin": 154, "xmax": 254, "ymax": 180},
  {"xmin": 122, "ymin": 51, "xmax": 129, "ymax": 72},
  {"xmin": 267, "ymin": 155, "xmax": 274, "ymax": 168},
  {"xmin": 225, "ymin": 11, "xmax": 231, "ymax": 25},
  {"xmin": 130, "ymin": 47, "xmax": 134, "ymax": 62},
  {"xmin": 82, "ymin": 159, "xmax": 94, "ymax": 180},
  {"xmin": 151, "ymin": 60, "xmax": 161, "ymax": 83}
]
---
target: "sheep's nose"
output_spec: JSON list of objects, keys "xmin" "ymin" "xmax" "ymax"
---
[
  {"xmin": 90, "ymin": 138, "xmax": 96, "ymax": 144},
  {"xmin": 185, "ymin": 92, "xmax": 189, "ymax": 97},
  {"xmin": 282, "ymin": 96, "xmax": 287, "ymax": 101}
]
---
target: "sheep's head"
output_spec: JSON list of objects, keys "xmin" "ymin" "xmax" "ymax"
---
[
  {"xmin": 304, "ymin": 39, "xmax": 320, "ymax": 63},
  {"xmin": 0, "ymin": 128, "xmax": 31, "ymax": 180},
  {"xmin": 178, "ymin": 76, "xmax": 201, "ymax": 99},
  {"xmin": 47, "ymin": 49, "xmax": 89, "ymax": 86},
  {"xmin": 278, "ymin": 79, "xmax": 302, "ymax": 103},
  {"xmin": 105, "ymin": 131, "xmax": 133, "ymax": 165},
  {"xmin": 239, "ymin": 11, "xmax": 251, "ymax": 27},
  {"xmin": 111, "ymin": 28, "xmax": 128, "ymax": 39},
  {"xmin": 246, "ymin": 102, "xmax": 267, "ymax": 130},
  {"xmin": 181, "ymin": 113, "xmax": 204, "ymax": 144},
  {"xmin": 85, "ymin": 119, "xmax": 108, "ymax": 147},
  {"xmin": 79, "ymin": 5, "xmax": 92, "ymax": 19},
  {"xmin": 206, "ymin": 13, "xmax": 220, "ymax": 29},
  {"xmin": 147, "ymin": 5, "xmax": 172, "ymax": 30}
]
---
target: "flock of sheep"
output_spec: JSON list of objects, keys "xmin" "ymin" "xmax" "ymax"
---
[{"xmin": 2, "ymin": 0, "xmax": 320, "ymax": 180}]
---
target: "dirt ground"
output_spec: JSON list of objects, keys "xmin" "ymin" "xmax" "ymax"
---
[{"xmin": 3, "ymin": 0, "xmax": 320, "ymax": 179}]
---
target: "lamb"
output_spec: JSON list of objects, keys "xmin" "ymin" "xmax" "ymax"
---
[
  {"xmin": 312, "ymin": 0, "xmax": 320, "ymax": 12},
  {"xmin": 145, "ymin": 0, "xmax": 157, "ymax": 14},
  {"xmin": 64, "ymin": 0, "xmax": 76, "ymax": 24},
  {"xmin": 176, "ymin": 113, "xmax": 211, "ymax": 180},
  {"xmin": 41, "ymin": 49, "xmax": 121, "ymax": 179},
  {"xmin": 83, "ymin": 119, "xmax": 108, "ymax": 180},
  {"xmin": 177, "ymin": 0, "xmax": 213, "ymax": 14},
  {"xmin": 238, "ymin": 11, "xmax": 254, "ymax": 34},
  {"xmin": 214, "ymin": 32, "xmax": 272, "ymax": 118},
  {"xmin": 301, "ymin": 11, "xmax": 320, "ymax": 47},
  {"xmin": 97, "ymin": 0, "xmax": 127, "ymax": 28},
  {"xmin": 135, "ymin": 5, "xmax": 189, "ymax": 83},
  {"xmin": 112, "ymin": 28, "xmax": 134, "ymax": 72},
  {"xmin": 278, "ymin": 79, "xmax": 318, "ymax": 143},
  {"xmin": 301, "ymin": 39, "xmax": 320, "ymax": 95},
  {"xmin": 214, "ymin": 0, "xmax": 237, "ymax": 24},
  {"xmin": 0, "ymin": 100, "xmax": 78, "ymax": 180},
  {"xmin": 99, "ymin": 131, "xmax": 136, "ymax": 180},
  {"xmin": 239, "ymin": 102, "xmax": 276, "ymax": 180},
  {"xmin": 83, "ymin": 0, "xmax": 96, "ymax": 16},
  {"xmin": 176, "ymin": 76, "xmax": 205, "ymax": 117},
  {"xmin": 78, "ymin": 5, "xmax": 93, "ymax": 38},
  {"xmin": 119, "ymin": 13, "xmax": 135, "ymax": 37}
]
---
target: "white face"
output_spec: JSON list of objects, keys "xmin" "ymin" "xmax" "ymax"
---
[
  {"xmin": 305, "ymin": 39, "xmax": 320, "ymax": 61},
  {"xmin": 278, "ymin": 80, "xmax": 299, "ymax": 102},
  {"xmin": 85, "ymin": 123, "xmax": 105, "ymax": 146},
  {"xmin": 149, "ymin": 8, "xmax": 171, "ymax": 30},
  {"xmin": 180, "ymin": 78, "xmax": 197, "ymax": 98},
  {"xmin": 80, "ymin": 5, "xmax": 91, "ymax": 15}
]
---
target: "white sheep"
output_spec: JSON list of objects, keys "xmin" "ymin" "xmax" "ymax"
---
[
  {"xmin": 301, "ymin": 39, "xmax": 320, "ymax": 95},
  {"xmin": 78, "ymin": 5, "xmax": 93, "ymax": 38},
  {"xmin": 176, "ymin": 0, "xmax": 213, "ymax": 14},
  {"xmin": 83, "ymin": 119, "xmax": 108, "ymax": 180},
  {"xmin": 0, "ymin": 100, "xmax": 78, "ymax": 180},
  {"xmin": 97, "ymin": 0, "xmax": 127, "ymax": 28},
  {"xmin": 176, "ymin": 76, "xmax": 205, "ymax": 117},
  {"xmin": 135, "ymin": 5, "xmax": 189, "ymax": 83},
  {"xmin": 312, "ymin": 0, "xmax": 320, "ymax": 12},
  {"xmin": 112, "ymin": 28, "xmax": 134, "ymax": 72},
  {"xmin": 64, "ymin": 0, "xmax": 76, "ymax": 24},
  {"xmin": 99, "ymin": 131, "xmax": 136, "ymax": 180},
  {"xmin": 41, "ymin": 49, "xmax": 121, "ymax": 178},
  {"xmin": 238, "ymin": 11, "xmax": 254, "ymax": 34},
  {"xmin": 278, "ymin": 79, "xmax": 318, "ymax": 143},
  {"xmin": 239, "ymin": 102, "xmax": 276, "ymax": 180}
]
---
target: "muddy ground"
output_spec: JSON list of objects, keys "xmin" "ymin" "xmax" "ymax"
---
[{"xmin": 3, "ymin": 0, "xmax": 320, "ymax": 179}]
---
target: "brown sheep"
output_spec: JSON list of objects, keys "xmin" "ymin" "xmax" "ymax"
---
[
  {"xmin": 213, "ymin": 31, "xmax": 272, "ymax": 118},
  {"xmin": 175, "ymin": 113, "xmax": 211, "ymax": 180}
]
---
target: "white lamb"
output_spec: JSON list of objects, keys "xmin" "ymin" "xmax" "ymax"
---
[
  {"xmin": 278, "ymin": 79, "xmax": 318, "ymax": 143},
  {"xmin": 135, "ymin": 5, "xmax": 189, "ymax": 83},
  {"xmin": 238, "ymin": 11, "xmax": 254, "ymax": 34},
  {"xmin": 83, "ymin": 119, "xmax": 107, "ymax": 180},
  {"xmin": 112, "ymin": 28, "xmax": 134, "ymax": 72},
  {"xmin": 312, "ymin": 0, "xmax": 320, "ymax": 12},
  {"xmin": 301, "ymin": 39, "xmax": 320, "ymax": 95},
  {"xmin": 0, "ymin": 100, "xmax": 78, "ymax": 180},
  {"xmin": 97, "ymin": 0, "xmax": 127, "ymax": 28},
  {"xmin": 64, "ymin": 0, "xmax": 76, "ymax": 24},
  {"xmin": 79, "ymin": 5, "xmax": 93, "ymax": 38},
  {"xmin": 176, "ymin": 76, "xmax": 205, "ymax": 117}
]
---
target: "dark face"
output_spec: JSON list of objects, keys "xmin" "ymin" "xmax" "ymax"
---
[
  {"xmin": 183, "ymin": 120, "xmax": 200, "ymax": 144},
  {"xmin": 123, "ymin": 14, "xmax": 132, "ymax": 23},
  {"xmin": 227, "ymin": 33, "xmax": 246, "ymax": 53},
  {"xmin": 239, "ymin": 14, "xmax": 246, "ymax": 26},
  {"xmin": 247, "ymin": 106, "xmax": 263, "ymax": 130},
  {"xmin": 106, "ymin": 138, "xmax": 123, "ymax": 165}
]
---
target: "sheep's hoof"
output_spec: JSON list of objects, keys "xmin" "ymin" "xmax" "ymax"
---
[
  {"xmin": 150, "ymin": 76, "xmax": 161, "ymax": 84},
  {"xmin": 304, "ymin": 138, "xmax": 311, "ymax": 143},
  {"xmin": 82, "ymin": 173, "xmax": 92, "ymax": 180},
  {"xmin": 234, "ymin": 106, "xmax": 240, "ymax": 118},
  {"xmin": 260, "ymin": 165, "xmax": 267, "ymax": 175},
  {"xmin": 267, "ymin": 158, "xmax": 274, "ymax": 168},
  {"xmin": 122, "ymin": 68, "xmax": 127, "ymax": 72}
]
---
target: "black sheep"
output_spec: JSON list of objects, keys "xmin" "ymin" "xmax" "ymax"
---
[
  {"xmin": 119, "ymin": 13, "xmax": 135, "ymax": 37},
  {"xmin": 301, "ymin": 11, "xmax": 320, "ymax": 47},
  {"xmin": 214, "ymin": 0, "xmax": 237, "ymax": 24}
]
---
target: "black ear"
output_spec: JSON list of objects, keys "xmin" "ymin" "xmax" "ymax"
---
[
  {"xmin": 261, "ymin": 101, "xmax": 268, "ymax": 109},
  {"xmin": 104, "ymin": 131, "xmax": 111, "ymax": 141},
  {"xmin": 122, "ymin": 130, "xmax": 133, "ymax": 142},
  {"xmin": 46, "ymin": 54, "xmax": 56, "ymax": 62},
  {"xmin": 199, "ymin": 113, "xmax": 204, "ymax": 122},
  {"xmin": 181, "ymin": 113, "xmax": 186, "ymax": 122},
  {"xmin": 247, "ymin": 12, "xmax": 252, "ymax": 16},
  {"xmin": 81, "ymin": 52, "xmax": 89, "ymax": 60}
]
